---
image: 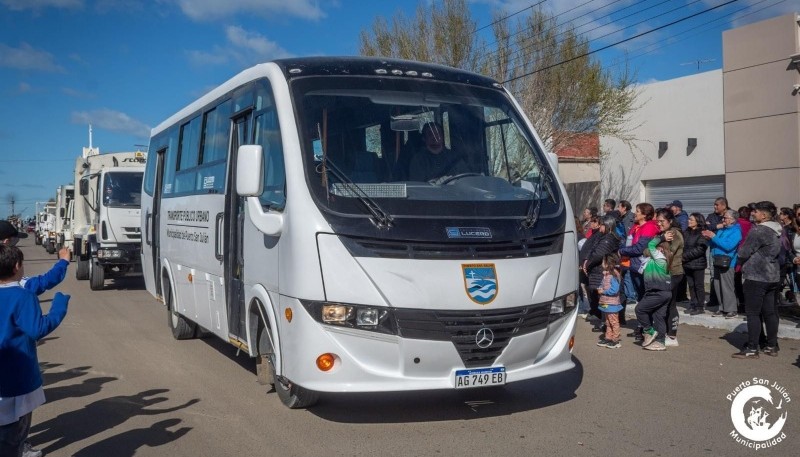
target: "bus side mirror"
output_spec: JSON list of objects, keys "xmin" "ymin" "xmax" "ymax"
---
[
  {"xmin": 236, "ymin": 145, "xmax": 264, "ymax": 197},
  {"xmin": 547, "ymin": 152, "xmax": 559, "ymax": 173},
  {"xmin": 79, "ymin": 179, "xmax": 88, "ymax": 196}
]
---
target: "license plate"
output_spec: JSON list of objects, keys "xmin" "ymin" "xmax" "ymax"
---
[{"xmin": 454, "ymin": 367, "xmax": 506, "ymax": 389}]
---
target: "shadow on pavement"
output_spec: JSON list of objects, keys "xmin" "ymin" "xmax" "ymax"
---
[
  {"xmin": 30, "ymin": 388, "xmax": 199, "ymax": 455},
  {"xmin": 92, "ymin": 275, "xmax": 147, "ymax": 292},
  {"xmin": 308, "ymin": 356, "xmax": 584, "ymax": 424},
  {"xmin": 45, "ymin": 376, "xmax": 118, "ymax": 404},
  {"xmin": 719, "ymin": 331, "xmax": 748, "ymax": 350},
  {"xmin": 41, "ymin": 365, "xmax": 92, "ymax": 386},
  {"xmin": 72, "ymin": 418, "xmax": 192, "ymax": 457}
]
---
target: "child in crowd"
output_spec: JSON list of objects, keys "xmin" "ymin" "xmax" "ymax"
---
[
  {"xmin": 0, "ymin": 245, "xmax": 70, "ymax": 456},
  {"xmin": 596, "ymin": 253, "xmax": 623, "ymax": 349},
  {"xmin": 634, "ymin": 237, "xmax": 673, "ymax": 351}
]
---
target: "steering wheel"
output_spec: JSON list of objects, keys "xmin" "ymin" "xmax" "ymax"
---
[{"xmin": 434, "ymin": 173, "xmax": 483, "ymax": 185}]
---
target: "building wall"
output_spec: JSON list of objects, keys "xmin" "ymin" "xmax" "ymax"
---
[
  {"xmin": 723, "ymin": 13, "xmax": 800, "ymax": 208},
  {"xmin": 600, "ymin": 70, "xmax": 725, "ymax": 205}
]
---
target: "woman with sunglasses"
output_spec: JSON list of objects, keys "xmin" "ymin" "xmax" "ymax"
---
[{"xmin": 656, "ymin": 210, "xmax": 684, "ymax": 346}]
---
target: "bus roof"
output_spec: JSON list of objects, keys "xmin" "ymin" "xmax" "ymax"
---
[{"xmin": 150, "ymin": 56, "xmax": 502, "ymax": 138}]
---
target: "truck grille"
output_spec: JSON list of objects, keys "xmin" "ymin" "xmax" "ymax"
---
[
  {"xmin": 123, "ymin": 226, "xmax": 141, "ymax": 240},
  {"xmin": 340, "ymin": 233, "xmax": 563, "ymax": 260},
  {"xmin": 393, "ymin": 303, "xmax": 551, "ymax": 368}
]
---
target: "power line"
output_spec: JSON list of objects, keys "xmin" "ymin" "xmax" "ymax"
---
[
  {"xmin": 472, "ymin": 0, "xmax": 550, "ymax": 36},
  {"xmin": 475, "ymin": 0, "xmax": 605, "ymax": 59},
  {"xmin": 500, "ymin": 0, "xmax": 704, "ymax": 76},
  {"xmin": 604, "ymin": 0, "xmax": 785, "ymax": 71},
  {"xmin": 503, "ymin": 0, "xmax": 741, "ymax": 83}
]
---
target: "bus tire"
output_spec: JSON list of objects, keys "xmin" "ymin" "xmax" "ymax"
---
[
  {"xmin": 76, "ymin": 257, "xmax": 89, "ymax": 280},
  {"xmin": 45, "ymin": 243, "xmax": 55, "ymax": 254},
  {"xmin": 34, "ymin": 236, "xmax": 41, "ymax": 245},
  {"xmin": 270, "ymin": 357, "xmax": 319, "ymax": 409},
  {"xmin": 165, "ymin": 278, "xmax": 197, "ymax": 340},
  {"xmin": 89, "ymin": 259, "xmax": 105, "ymax": 290}
]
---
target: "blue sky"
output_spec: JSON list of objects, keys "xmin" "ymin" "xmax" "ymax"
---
[{"xmin": 1, "ymin": 0, "xmax": 794, "ymax": 219}]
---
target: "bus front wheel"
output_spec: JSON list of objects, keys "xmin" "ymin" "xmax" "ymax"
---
[{"xmin": 268, "ymin": 355, "xmax": 318, "ymax": 409}]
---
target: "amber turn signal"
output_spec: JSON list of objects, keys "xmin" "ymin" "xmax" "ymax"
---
[
  {"xmin": 316, "ymin": 353, "xmax": 335, "ymax": 371},
  {"xmin": 568, "ymin": 335, "xmax": 575, "ymax": 351},
  {"xmin": 285, "ymin": 308, "xmax": 293, "ymax": 322}
]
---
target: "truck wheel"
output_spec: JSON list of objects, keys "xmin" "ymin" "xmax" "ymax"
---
[
  {"xmin": 45, "ymin": 242, "xmax": 55, "ymax": 254},
  {"xmin": 165, "ymin": 278, "xmax": 196, "ymax": 340},
  {"xmin": 35, "ymin": 236, "xmax": 41, "ymax": 245},
  {"xmin": 89, "ymin": 259, "xmax": 105, "ymax": 290},
  {"xmin": 76, "ymin": 257, "xmax": 89, "ymax": 280},
  {"xmin": 269, "ymin": 355, "xmax": 319, "ymax": 409}
]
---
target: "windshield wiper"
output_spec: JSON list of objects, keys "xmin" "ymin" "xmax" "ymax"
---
[
  {"xmin": 322, "ymin": 156, "xmax": 394, "ymax": 229},
  {"xmin": 521, "ymin": 172, "xmax": 552, "ymax": 229}
]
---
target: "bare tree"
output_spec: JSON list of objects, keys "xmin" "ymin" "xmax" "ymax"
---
[{"xmin": 360, "ymin": 1, "xmax": 643, "ymax": 191}]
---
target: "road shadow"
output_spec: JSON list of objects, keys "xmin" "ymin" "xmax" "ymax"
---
[
  {"xmin": 36, "ymin": 336, "xmax": 59, "ymax": 348},
  {"xmin": 41, "ymin": 365, "xmax": 92, "ymax": 386},
  {"xmin": 101, "ymin": 275, "xmax": 147, "ymax": 291},
  {"xmin": 201, "ymin": 336, "xmax": 257, "ymax": 375},
  {"xmin": 45, "ymin": 376, "xmax": 118, "ymax": 404},
  {"xmin": 30, "ymin": 388, "xmax": 200, "ymax": 455},
  {"xmin": 308, "ymin": 356, "xmax": 584, "ymax": 424},
  {"xmin": 719, "ymin": 331, "xmax": 749, "ymax": 350},
  {"xmin": 72, "ymin": 418, "xmax": 191, "ymax": 457}
]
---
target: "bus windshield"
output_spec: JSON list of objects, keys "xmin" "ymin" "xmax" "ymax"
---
[
  {"xmin": 291, "ymin": 76, "xmax": 560, "ymax": 221},
  {"xmin": 103, "ymin": 172, "xmax": 143, "ymax": 208}
]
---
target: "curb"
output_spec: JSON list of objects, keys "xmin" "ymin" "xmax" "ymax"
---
[{"xmin": 621, "ymin": 302, "xmax": 800, "ymax": 340}]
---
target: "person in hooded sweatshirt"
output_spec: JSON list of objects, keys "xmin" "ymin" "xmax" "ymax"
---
[{"xmin": 732, "ymin": 201, "xmax": 782, "ymax": 359}]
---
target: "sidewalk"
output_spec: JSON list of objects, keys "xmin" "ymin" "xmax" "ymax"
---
[{"xmin": 624, "ymin": 301, "xmax": 800, "ymax": 340}]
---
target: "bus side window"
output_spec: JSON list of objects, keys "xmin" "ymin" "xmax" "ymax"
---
[{"xmin": 254, "ymin": 80, "xmax": 286, "ymax": 210}]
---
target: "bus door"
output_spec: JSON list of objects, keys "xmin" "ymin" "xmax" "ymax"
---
[
  {"xmin": 145, "ymin": 147, "xmax": 166, "ymax": 297},
  {"xmin": 224, "ymin": 112, "xmax": 251, "ymax": 340}
]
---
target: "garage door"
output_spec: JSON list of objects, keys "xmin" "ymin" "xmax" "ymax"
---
[{"xmin": 645, "ymin": 176, "xmax": 725, "ymax": 216}]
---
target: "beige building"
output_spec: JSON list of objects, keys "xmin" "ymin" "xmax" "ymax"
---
[
  {"xmin": 723, "ymin": 13, "xmax": 800, "ymax": 207},
  {"xmin": 601, "ymin": 12, "xmax": 800, "ymax": 213}
]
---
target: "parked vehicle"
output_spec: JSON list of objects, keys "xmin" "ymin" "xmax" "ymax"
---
[
  {"xmin": 73, "ymin": 146, "xmax": 146, "ymax": 290},
  {"xmin": 142, "ymin": 57, "xmax": 578, "ymax": 409}
]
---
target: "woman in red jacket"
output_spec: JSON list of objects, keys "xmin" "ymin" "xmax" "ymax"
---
[{"xmin": 619, "ymin": 203, "xmax": 660, "ymax": 340}]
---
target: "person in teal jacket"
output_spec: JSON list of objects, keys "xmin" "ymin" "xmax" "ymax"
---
[{"xmin": 702, "ymin": 209, "xmax": 742, "ymax": 317}]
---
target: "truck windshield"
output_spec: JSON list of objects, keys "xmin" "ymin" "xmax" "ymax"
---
[
  {"xmin": 103, "ymin": 172, "xmax": 143, "ymax": 208},
  {"xmin": 291, "ymin": 76, "xmax": 560, "ymax": 221}
]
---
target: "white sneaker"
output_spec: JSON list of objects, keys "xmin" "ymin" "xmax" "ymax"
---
[
  {"xmin": 23, "ymin": 442, "xmax": 43, "ymax": 457},
  {"xmin": 665, "ymin": 336, "xmax": 679, "ymax": 347}
]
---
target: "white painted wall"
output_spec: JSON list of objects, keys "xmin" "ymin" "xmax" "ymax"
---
[{"xmin": 600, "ymin": 70, "xmax": 725, "ymax": 205}]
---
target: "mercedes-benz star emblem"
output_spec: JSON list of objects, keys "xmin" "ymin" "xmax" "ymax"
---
[{"xmin": 475, "ymin": 328, "xmax": 494, "ymax": 349}]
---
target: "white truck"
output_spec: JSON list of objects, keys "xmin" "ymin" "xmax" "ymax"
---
[
  {"xmin": 53, "ymin": 184, "xmax": 75, "ymax": 257},
  {"xmin": 73, "ymin": 147, "xmax": 146, "ymax": 290},
  {"xmin": 35, "ymin": 203, "xmax": 56, "ymax": 247}
]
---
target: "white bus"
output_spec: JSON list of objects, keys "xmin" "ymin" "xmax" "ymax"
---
[{"xmin": 141, "ymin": 57, "xmax": 578, "ymax": 408}]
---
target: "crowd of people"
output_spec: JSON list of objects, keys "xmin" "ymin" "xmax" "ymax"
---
[{"xmin": 576, "ymin": 197, "xmax": 796, "ymax": 358}]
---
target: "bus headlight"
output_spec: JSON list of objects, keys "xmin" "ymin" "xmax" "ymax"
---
[
  {"xmin": 302, "ymin": 300, "xmax": 397, "ymax": 335},
  {"xmin": 550, "ymin": 291, "xmax": 578, "ymax": 316},
  {"xmin": 321, "ymin": 304, "xmax": 353, "ymax": 323}
]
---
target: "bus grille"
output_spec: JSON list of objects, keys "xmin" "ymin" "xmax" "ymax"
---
[
  {"xmin": 340, "ymin": 233, "xmax": 563, "ymax": 260},
  {"xmin": 393, "ymin": 303, "xmax": 551, "ymax": 368}
]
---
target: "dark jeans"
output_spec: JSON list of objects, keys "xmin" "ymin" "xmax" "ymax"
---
[
  {"xmin": 685, "ymin": 267, "xmax": 706, "ymax": 308},
  {"xmin": 635, "ymin": 289, "xmax": 672, "ymax": 341},
  {"xmin": 675, "ymin": 274, "xmax": 688, "ymax": 302},
  {"xmin": 667, "ymin": 274, "xmax": 684, "ymax": 337},
  {"xmin": 734, "ymin": 271, "xmax": 745, "ymax": 313},
  {"xmin": 629, "ymin": 270, "xmax": 645, "ymax": 301},
  {"xmin": 743, "ymin": 280, "xmax": 780, "ymax": 349},
  {"xmin": 0, "ymin": 412, "xmax": 31, "ymax": 457},
  {"xmin": 588, "ymin": 289, "xmax": 602, "ymax": 320}
]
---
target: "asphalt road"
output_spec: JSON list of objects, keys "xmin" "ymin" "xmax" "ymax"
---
[{"xmin": 16, "ymin": 237, "xmax": 800, "ymax": 457}]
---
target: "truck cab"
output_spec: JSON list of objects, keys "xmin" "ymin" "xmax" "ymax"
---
[{"xmin": 73, "ymin": 147, "xmax": 146, "ymax": 290}]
